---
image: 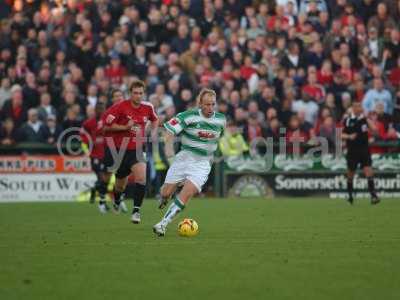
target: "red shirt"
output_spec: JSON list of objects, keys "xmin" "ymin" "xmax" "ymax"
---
[
  {"xmin": 81, "ymin": 117, "xmax": 104, "ymax": 159},
  {"xmin": 102, "ymin": 100, "xmax": 158, "ymax": 150},
  {"xmin": 317, "ymin": 70, "xmax": 333, "ymax": 86},
  {"xmin": 240, "ymin": 66, "xmax": 256, "ymax": 80},
  {"xmin": 302, "ymin": 84, "xmax": 324, "ymax": 102},
  {"xmin": 12, "ymin": 105, "xmax": 22, "ymax": 120},
  {"xmin": 105, "ymin": 65, "xmax": 127, "ymax": 85},
  {"xmin": 389, "ymin": 67, "xmax": 400, "ymax": 87}
]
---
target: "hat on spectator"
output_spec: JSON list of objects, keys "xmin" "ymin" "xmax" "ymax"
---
[{"xmin": 10, "ymin": 84, "xmax": 22, "ymax": 94}]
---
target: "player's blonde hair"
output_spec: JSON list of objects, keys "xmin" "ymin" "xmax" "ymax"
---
[{"xmin": 196, "ymin": 88, "xmax": 216, "ymax": 105}]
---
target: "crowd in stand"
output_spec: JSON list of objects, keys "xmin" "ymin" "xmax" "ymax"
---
[{"xmin": 0, "ymin": 0, "xmax": 399, "ymax": 153}]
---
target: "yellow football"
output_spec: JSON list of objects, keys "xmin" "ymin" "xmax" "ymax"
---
[{"xmin": 178, "ymin": 218, "xmax": 199, "ymax": 237}]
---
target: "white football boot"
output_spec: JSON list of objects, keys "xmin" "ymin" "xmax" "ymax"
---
[
  {"xmin": 153, "ymin": 222, "xmax": 167, "ymax": 237},
  {"xmin": 98, "ymin": 203, "xmax": 108, "ymax": 214},
  {"xmin": 131, "ymin": 212, "xmax": 141, "ymax": 224},
  {"xmin": 119, "ymin": 201, "xmax": 128, "ymax": 213}
]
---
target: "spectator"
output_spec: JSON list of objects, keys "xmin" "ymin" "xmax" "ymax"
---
[
  {"xmin": 292, "ymin": 91, "xmax": 319, "ymax": 125},
  {"xmin": 219, "ymin": 120, "xmax": 249, "ymax": 157},
  {"xmin": 85, "ymin": 84, "xmax": 99, "ymax": 107},
  {"xmin": 258, "ymin": 85, "xmax": 280, "ymax": 113},
  {"xmin": 43, "ymin": 114, "xmax": 62, "ymax": 145},
  {"xmin": 0, "ymin": 0, "xmax": 397, "ymax": 158},
  {"xmin": 265, "ymin": 117, "xmax": 281, "ymax": 141},
  {"xmin": 180, "ymin": 41, "xmax": 201, "ymax": 76},
  {"xmin": 318, "ymin": 115, "xmax": 337, "ymax": 151},
  {"xmin": 366, "ymin": 26, "xmax": 383, "ymax": 60},
  {"xmin": 0, "ymin": 78, "xmax": 11, "ymax": 110},
  {"xmin": 17, "ymin": 108, "xmax": 46, "ymax": 143},
  {"xmin": 0, "ymin": 118, "xmax": 18, "ymax": 146},
  {"xmin": 368, "ymin": 2, "xmax": 396, "ymax": 35},
  {"xmin": 286, "ymin": 114, "xmax": 310, "ymax": 154},
  {"xmin": 171, "ymin": 24, "xmax": 191, "ymax": 54},
  {"xmin": 104, "ymin": 52, "xmax": 126, "ymax": 86},
  {"xmin": 299, "ymin": 0, "xmax": 328, "ymax": 15},
  {"xmin": 281, "ymin": 41, "xmax": 307, "ymax": 70},
  {"xmin": 247, "ymin": 100, "xmax": 264, "ymax": 123},
  {"xmin": 362, "ymin": 77, "xmax": 394, "ymax": 114},
  {"xmin": 243, "ymin": 112, "xmax": 265, "ymax": 143},
  {"xmin": 22, "ymin": 72, "xmax": 39, "ymax": 109},
  {"xmin": 388, "ymin": 57, "xmax": 400, "ymax": 87},
  {"xmin": 37, "ymin": 92, "xmax": 56, "ymax": 122},
  {"xmin": 62, "ymin": 107, "xmax": 82, "ymax": 132},
  {"xmin": 0, "ymin": 84, "xmax": 26, "ymax": 128},
  {"xmin": 302, "ymin": 70, "xmax": 325, "ymax": 103}
]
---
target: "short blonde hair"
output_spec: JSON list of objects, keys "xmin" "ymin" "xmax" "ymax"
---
[{"xmin": 196, "ymin": 88, "xmax": 216, "ymax": 105}]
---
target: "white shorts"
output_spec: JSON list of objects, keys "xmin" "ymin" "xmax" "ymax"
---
[{"xmin": 164, "ymin": 151, "xmax": 212, "ymax": 192}]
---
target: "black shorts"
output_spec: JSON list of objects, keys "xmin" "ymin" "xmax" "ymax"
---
[
  {"xmin": 346, "ymin": 150, "xmax": 372, "ymax": 171},
  {"xmin": 90, "ymin": 157, "xmax": 105, "ymax": 177},
  {"xmin": 103, "ymin": 147, "xmax": 145, "ymax": 179}
]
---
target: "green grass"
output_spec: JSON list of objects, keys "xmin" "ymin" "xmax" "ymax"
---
[{"xmin": 0, "ymin": 198, "xmax": 399, "ymax": 300}]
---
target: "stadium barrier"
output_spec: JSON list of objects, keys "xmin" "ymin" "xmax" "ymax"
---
[
  {"xmin": 1, "ymin": 143, "xmax": 400, "ymax": 202},
  {"xmin": 0, "ymin": 155, "xmax": 95, "ymax": 202},
  {"xmin": 216, "ymin": 153, "xmax": 400, "ymax": 199}
]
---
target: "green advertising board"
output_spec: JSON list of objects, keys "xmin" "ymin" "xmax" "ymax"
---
[{"xmin": 221, "ymin": 154, "xmax": 400, "ymax": 198}]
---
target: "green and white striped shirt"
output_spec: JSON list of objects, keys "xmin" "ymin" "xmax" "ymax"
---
[{"xmin": 164, "ymin": 108, "xmax": 226, "ymax": 158}]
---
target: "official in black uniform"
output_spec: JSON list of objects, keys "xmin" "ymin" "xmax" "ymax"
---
[{"xmin": 342, "ymin": 102, "xmax": 380, "ymax": 205}]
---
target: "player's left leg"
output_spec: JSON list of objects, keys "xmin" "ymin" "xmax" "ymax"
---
[
  {"xmin": 97, "ymin": 172, "xmax": 110, "ymax": 213},
  {"xmin": 113, "ymin": 175, "xmax": 128, "ymax": 212},
  {"xmin": 346, "ymin": 170, "xmax": 355, "ymax": 204},
  {"xmin": 90, "ymin": 158, "xmax": 102, "ymax": 204},
  {"xmin": 129, "ymin": 162, "xmax": 146, "ymax": 223},
  {"xmin": 346, "ymin": 152, "xmax": 358, "ymax": 204},
  {"xmin": 112, "ymin": 149, "xmax": 142, "ymax": 213},
  {"xmin": 153, "ymin": 180, "xmax": 199, "ymax": 236},
  {"xmin": 363, "ymin": 166, "xmax": 380, "ymax": 205}
]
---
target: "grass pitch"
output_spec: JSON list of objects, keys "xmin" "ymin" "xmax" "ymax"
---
[{"xmin": 0, "ymin": 198, "xmax": 399, "ymax": 300}]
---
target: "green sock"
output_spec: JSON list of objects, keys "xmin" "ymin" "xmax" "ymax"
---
[{"xmin": 161, "ymin": 196, "xmax": 185, "ymax": 226}]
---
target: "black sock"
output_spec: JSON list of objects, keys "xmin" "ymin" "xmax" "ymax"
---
[
  {"xmin": 98, "ymin": 181, "xmax": 108, "ymax": 204},
  {"xmin": 125, "ymin": 183, "xmax": 135, "ymax": 200},
  {"xmin": 113, "ymin": 189, "xmax": 123, "ymax": 205},
  {"xmin": 367, "ymin": 177, "xmax": 376, "ymax": 195},
  {"xmin": 132, "ymin": 183, "xmax": 146, "ymax": 213},
  {"xmin": 347, "ymin": 178, "xmax": 353, "ymax": 198}
]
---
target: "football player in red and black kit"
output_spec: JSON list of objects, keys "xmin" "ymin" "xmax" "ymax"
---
[
  {"xmin": 101, "ymin": 80, "xmax": 159, "ymax": 223},
  {"xmin": 80, "ymin": 101, "xmax": 107, "ymax": 206},
  {"xmin": 342, "ymin": 102, "xmax": 380, "ymax": 205}
]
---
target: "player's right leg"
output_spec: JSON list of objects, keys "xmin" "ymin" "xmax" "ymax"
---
[
  {"xmin": 153, "ymin": 180, "xmax": 198, "ymax": 237},
  {"xmin": 154, "ymin": 158, "xmax": 210, "ymax": 236},
  {"xmin": 363, "ymin": 166, "xmax": 380, "ymax": 205}
]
